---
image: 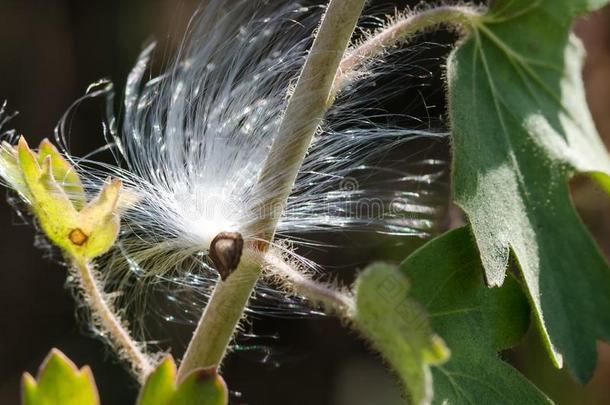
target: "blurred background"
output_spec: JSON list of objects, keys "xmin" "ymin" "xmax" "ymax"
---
[{"xmin": 0, "ymin": 0, "xmax": 610, "ymax": 404}]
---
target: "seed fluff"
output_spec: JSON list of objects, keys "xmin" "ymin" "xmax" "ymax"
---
[{"xmin": 2, "ymin": 1, "xmax": 448, "ymax": 348}]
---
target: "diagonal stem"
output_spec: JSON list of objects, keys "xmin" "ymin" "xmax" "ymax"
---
[
  {"xmin": 176, "ymin": 252, "xmax": 261, "ymax": 379},
  {"xmin": 73, "ymin": 257, "xmax": 153, "ymax": 382},
  {"xmin": 263, "ymin": 251, "xmax": 355, "ymax": 318},
  {"xmin": 333, "ymin": 5, "xmax": 482, "ymax": 93}
]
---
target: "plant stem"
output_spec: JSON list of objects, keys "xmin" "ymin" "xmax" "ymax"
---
[
  {"xmin": 178, "ymin": 2, "xmax": 482, "ymax": 379},
  {"xmin": 255, "ymin": 0, "xmax": 370, "ymax": 240},
  {"xmin": 177, "ymin": 0, "xmax": 367, "ymax": 379},
  {"xmin": 177, "ymin": 254, "xmax": 260, "ymax": 380},
  {"xmin": 73, "ymin": 257, "xmax": 153, "ymax": 382},
  {"xmin": 333, "ymin": 5, "xmax": 482, "ymax": 93},
  {"xmin": 263, "ymin": 252, "xmax": 355, "ymax": 318}
]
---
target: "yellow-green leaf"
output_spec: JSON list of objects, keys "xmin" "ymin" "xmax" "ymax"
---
[
  {"xmin": 137, "ymin": 357, "xmax": 228, "ymax": 405},
  {"xmin": 2, "ymin": 137, "xmax": 122, "ymax": 259},
  {"xmin": 37, "ymin": 138, "xmax": 86, "ymax": 209},
  {"xmin": 137, "ymin": 359, "xmax": 176, "ymax": 405},
  {"xmin": 18, "ymin": 138, "xmax": 79, "ymax": 246},
  {"xmin": 22, "ymin": 349, "xmax": 99, "ymax": 405},
  {"xmin": 74, "ymin": 178, "xmax": 121, "ymax": 258}
]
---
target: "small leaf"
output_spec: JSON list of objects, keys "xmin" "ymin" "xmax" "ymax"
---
[
  {"xmin": 76, "ymin": 178, "xmax": 121, "ymax": 258},
  {"xmin": 37, "ymin": 138, "xmax": 86, "ymax": 209},
  {"xmin": 172, "ymin": 368, "xmax": 228, "ymax": 405},
  {"xmin": 0, "ymin": 137, "xmax": 122, "ymax": 260},
  {"xmin": 137, "ymin": 359, "xmax": 177, "ymax": 405},
  {"xmin": 22, "ymin": 348, "xmax": 99, "ymax": 405},
  {"xmin": 402, "ymin": 227, "xmax": 551, "ymax": 404},
  {"xmin": 447, "ymin": 0, "xmax": 610, "ymax": 380},
  {"xmin": 353, "ymin": 263, "xmax": 449, "ymax": 405},
  {"xmin": 137, "ymin": 357, "xmax": 228, "ymax": 405},
  {"xmin": 18, "ymin": 138, "xmax": 79, "ymax": 243}
]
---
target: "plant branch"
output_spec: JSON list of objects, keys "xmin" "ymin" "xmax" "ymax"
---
[
  {"xmin": 176, "ymin": 253, "xmax": 260, "ymax": 380},
  {"xmin": 333, "ymin": 5, "xmax": 482, "ymax": 94},
  {"xmin": 73, "ymin": 257, "xmax": 153, "ymax": 382},
  {"xmin": 263, "ymin": 251, "xmax": 355, "ymax": 318}
]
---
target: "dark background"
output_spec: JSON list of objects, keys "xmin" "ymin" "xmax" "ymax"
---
[{"xmin": 1, "ymin": 1, "xmax": 610, "ymax": 404}]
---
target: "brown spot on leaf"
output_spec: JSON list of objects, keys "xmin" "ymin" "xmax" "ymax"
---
[
  {"xmin": 191, "ymin": 366, "xmax": 218, "ymax": 382},
  {"xmin": 209, "ymin": 231, "xmax": 243, "ymax": 281},
  {"xmin": 69, "ymin": 228, "xmax": 88, "ymax": 246}
]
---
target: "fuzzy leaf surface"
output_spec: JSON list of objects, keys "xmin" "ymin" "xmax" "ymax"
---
[
  {"xmin": 402, "ymin": 227, "xmax": 551, "ymax": 404},
  {"xmin": 447, "ymin": 0, "xmax": 610, "ymax": 380},
  {"xmin": 354, "ymin": 263, "xmax": 450, "ymax": 405}
]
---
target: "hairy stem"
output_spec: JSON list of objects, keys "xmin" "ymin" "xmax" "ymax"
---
[
  {"xmin": 178, "ymin": 0, "xmax": 367, "ymax": 379},
  {"xmin": 177, "ymin": 254, "xmax": 260, "ymax": 380},
  {"xmin": 254, "ymin": 0, "xmax": 367, "ymax": 240},
  {"xmin": 333, "ymin": 5, "xmax": 482, "ymax": 93},
  {"xmin": 264, "ymin": 252, "xmax": 355, "ymax": 318},
  {"xmin": 73, "ymin": 257, "xmax": 153, "ymax": 382},
  {"xmin": 178, "ymin": 1, "xmax": 481, "ymax": 378}
]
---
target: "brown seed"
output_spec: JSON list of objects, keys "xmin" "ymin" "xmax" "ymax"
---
[
  {"xmin": 69, "ymin": 228, "xmax": 88, "ymax": 246},
  {"xmin": 209, "ymin": 231, "xmax": 244, "ymax": 281}
]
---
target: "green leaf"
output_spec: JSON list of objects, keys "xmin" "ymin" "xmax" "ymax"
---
[
  {"xmin": 137, "ymin": 357, "xmax": 228, "ymax": 405},
  {"xmin": 22, "ymin": 349, "xmax": 99, "ymax": 405},
  {"xmin": 0, "ymin": 137, "xmax": 122, "ymax": 260},
  {"xmin": 353, "ymin": 263, "xmax": 450, "ymax": 405},
  {"xmin": 37, "ymin": 138, "xmax": 86, "ymax": 209},
  {"xmin": 447, "ymin": 0, "xmax": 610, "ymax": 381},
  {"xmin": 402, "ymin": 227, "xmax": 551, "ymax": 404},
  {"xmin": 137, "ymin": 359, "xmax": 176, "ymax": 405}
]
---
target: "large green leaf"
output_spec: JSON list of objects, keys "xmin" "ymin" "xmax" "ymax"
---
[
  {"xmin": 402, "ymin": 227, "xmax": 551, "ymax": 404},
  {"xmin": 447, "ymin": 0, "xmax": 610, "ymax": 381},
  {"xmin": 353, "ymin": 263, "xmax": 450, "ymax": 405},
  {"xmin": 22, "ymin": 349, "xmax": 99, "ymax": 405}
]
